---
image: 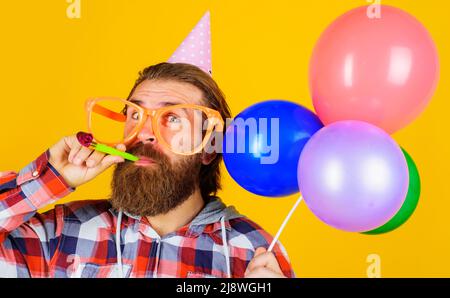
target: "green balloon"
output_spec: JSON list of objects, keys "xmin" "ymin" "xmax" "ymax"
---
[{"xmin": 363, "ymin": 148, "xmax": 421, "ymax": 235}]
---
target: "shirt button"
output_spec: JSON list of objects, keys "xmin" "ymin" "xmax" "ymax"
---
[{"xmin": 32, "ymin": 170, "xmax": 39, "ymax": 177}]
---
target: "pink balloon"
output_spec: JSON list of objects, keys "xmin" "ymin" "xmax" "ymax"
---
[{"xmin": 309, "ymin": 5, "xmax": 439, "ymax": 134}]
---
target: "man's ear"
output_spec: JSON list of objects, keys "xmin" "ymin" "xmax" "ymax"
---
[{"xmin": 201, "ymin": 151, "xmax": 217, "ymax": 165}]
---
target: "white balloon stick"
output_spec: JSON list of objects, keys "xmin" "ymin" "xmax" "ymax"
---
[{"xmin": 268, "ymin": 195, "xmax": 303, "ymax": 252}]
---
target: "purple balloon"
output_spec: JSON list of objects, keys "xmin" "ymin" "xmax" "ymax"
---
[{"xmin": 298, "ymin": 121, "xmax": 409, "ymax": 232}]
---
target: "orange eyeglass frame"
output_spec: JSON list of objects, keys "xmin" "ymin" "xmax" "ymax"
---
[{"xmin": 85, "ymin": 97, "xmax": 225, "ymax": 155}]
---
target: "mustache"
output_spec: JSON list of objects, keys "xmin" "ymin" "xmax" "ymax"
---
[{"xmin": 127, "ymin": 143, "xmax": 167, "ymax": 163}]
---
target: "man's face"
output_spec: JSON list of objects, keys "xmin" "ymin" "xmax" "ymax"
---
[{"xmin": 110, "ymin": 79, "xmax": 210, "ymax": 217}]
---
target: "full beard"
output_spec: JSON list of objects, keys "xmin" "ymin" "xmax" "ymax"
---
[{"xmin": 110, "ymin": 143, "xmax": 202, "ymax": 217}]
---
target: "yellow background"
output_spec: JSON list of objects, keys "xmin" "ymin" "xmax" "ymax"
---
[{"xmin": 1, "ymin": 0, "xmax": 449, "ymax": 277}]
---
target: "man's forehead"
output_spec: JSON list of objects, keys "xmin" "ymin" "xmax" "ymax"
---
[{"xmin": 130, "ymin": 80, "xmax": 204, "ymax": 107}]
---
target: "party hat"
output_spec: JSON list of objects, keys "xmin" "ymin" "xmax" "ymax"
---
[{"xmin": 168, "ymin": 11, "xmax": 212, "ymax": 75}]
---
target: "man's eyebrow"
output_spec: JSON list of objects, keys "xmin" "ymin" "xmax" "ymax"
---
[
  {"xmin": 129, "ymin": 99, "xmax": 144, "ymax": 105},
  {"xmin": 129, "ymin": 99, "xmax": 185, "ymax": 107}
]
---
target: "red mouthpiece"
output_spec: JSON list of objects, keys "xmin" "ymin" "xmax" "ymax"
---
[{"xmin": 76, "ymin": 131, "xmax": 94, "ymax": 147}]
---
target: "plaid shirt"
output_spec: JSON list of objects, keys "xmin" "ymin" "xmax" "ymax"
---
[{"xmin": 0, "ymin": 150, "xmax": 295, "ymax": 278}]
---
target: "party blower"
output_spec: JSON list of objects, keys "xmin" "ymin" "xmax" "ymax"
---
[{"xmin": 76, "ymin": 131, "xmax": 139, "ymax": 162}]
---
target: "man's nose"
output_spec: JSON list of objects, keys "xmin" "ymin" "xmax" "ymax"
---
[{"xmin": 136, "ymin": 118, "xmax": 157, "ymax": 144}]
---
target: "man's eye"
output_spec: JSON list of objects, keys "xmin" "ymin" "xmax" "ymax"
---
[
  {"xmin": 167, "ymin": 114, "xmax": 181, "ymax": 123},
  {"xmin": 131, "ymin": 112, "xmax": 140, "ymax": 120}
]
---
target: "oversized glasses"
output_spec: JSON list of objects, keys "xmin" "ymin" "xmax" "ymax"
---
[{"xmin": 85, "ymin": 97, "xmax": 224, "ymax": 155}]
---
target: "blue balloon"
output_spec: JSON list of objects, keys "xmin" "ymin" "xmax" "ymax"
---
[{"xmin": 223, "ymin": 100, "xmax": 323, "ymax": 197}]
